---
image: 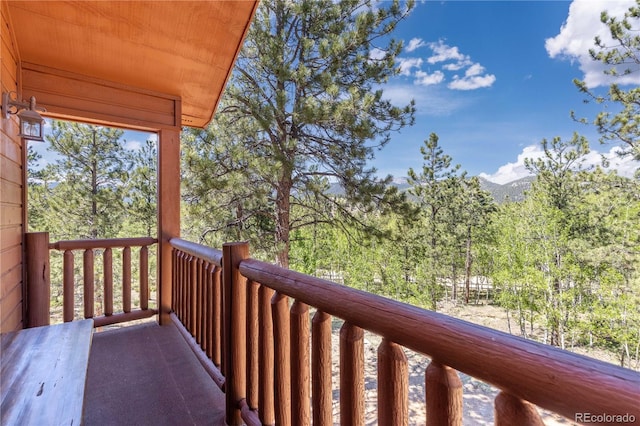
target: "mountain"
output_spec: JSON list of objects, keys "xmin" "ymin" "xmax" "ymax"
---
[
  {"xmin": 478, "ymin": 176, "xmax": 534, "ymax": 203},
  {"xmin": 327, "ymin": 175, "xmax": 534, "ymax": 203}
]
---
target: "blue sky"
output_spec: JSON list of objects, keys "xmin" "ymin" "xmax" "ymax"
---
[
  {"xmin": 33, "ymin": 0, "xmax": 638, "ymax": 184},
  {"xmin": 371, "ymin": 0, "xmax": 639, "ymax": 183}
]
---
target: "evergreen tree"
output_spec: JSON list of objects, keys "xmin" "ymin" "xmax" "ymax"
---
[
  {"xmin": 183, "ymin": 0, "xmax": 415, "ymax": 267},
  {"xmin": 45, "ymin": 121, "xmax": 130, "ymax": 240},
  {"xmin": 573, "ymin": 0, "xmax": 640, "ymax": 163},
  {"xmin": 407, "ymin": 133, "xmax": 464, "ymax": 310}
]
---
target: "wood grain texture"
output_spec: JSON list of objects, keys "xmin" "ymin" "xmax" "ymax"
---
[
  {"xmin": 378, "ymin": 339, "xmax": 408, "ymax": 426},
  {"xmin": 425, "ymin": 361, "xmax": 462, "ymax": 426},
  {"xmin": 238, "ymin": 258, "xmax": 640, "ymax": 421},
  {"xmin": 340, "ymin": 322, "xmax": 364, "ymax": 426},
  {"xmin": 9, "ymin": 1, "xmax": 258, "ymax": 128},
  {"xmin": 312, "ymin": 310, "xmax": 333, "ymax": 426},
  {"xmin": 494, "ymin": 391, "xmax": 544, "ymax": 426},
  {"xmin": 25, "ymin": 232, "xmax": 50, "ymax": 327},
  {"xmin": 0, "ymin": 319, "xmax": 94, "ymax": 426},
  {"xmin": 290, "ymin": 300, "xmax": 310, "ymax": 425}
]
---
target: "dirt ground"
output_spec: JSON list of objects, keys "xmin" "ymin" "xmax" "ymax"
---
[{"xmin": 326, "ymin": 301, "xmax": 625, "ymax": 425}]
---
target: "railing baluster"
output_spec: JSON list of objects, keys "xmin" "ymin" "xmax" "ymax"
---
[
  {"xmin": 83, "ymin": 249, "xmax": 94, "ymax": 319},
  {"xmin": 140, "ymin": 245, "xmax": 149, "ymax": 310},
  {"xmin": 290, "ymin": 300, "xmax": 310, "ymax": 425},
  {"xmin": 247, "ymin": 280, "xmax": 260, "ymax": 410},
  {"xmin": 63, "ymin": 250, "xmax": 75, "ymax": 322},
  {"xmin": 272, "ymin": 292, "xmax": 291, "ymax": 426},
  {"xmin": 103, "ymin": 248, "xmax": 113, "ymax": 316},
  {"xmin": 259, "ymin": 285, "xmax": 275, "ymax": 425},
  {"xmin": 202, "ymin": 262, "xmax": 210, "ymax": 356},
  {"xmin": 340, "ymin": 322, "xmax": 364, "ymax": 426},
  {"xmin": 212, "ymin": 265, "xmax": 222, "ymax": 367},
  {"xmin": 378, "ymin": 339, "xmax": 408, "ymax": 425},
  {"xmin": 190, "ymin": 255, "xmax": 197, "ymax": 336},
  {"xmin": 425, "ymin": 361, "xmax": 463, "ymax": 426},
  {"xmin": 122, "ymin": 246, "xmax": 131, "ymax": 313},
  {"xmin": 196, "ymin": 258, "xmax": 203, "ymax": 344},
  {"xmin": 494, "ymin": 391, "xmax": 544, "ymax": 426},
  {"xmin": 312, "ymin": 310, "xmax": 332, "ymax": 426}
]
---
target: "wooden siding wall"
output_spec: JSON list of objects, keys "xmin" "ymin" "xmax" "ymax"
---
[{"xmin": 0, "ymin": 0, "xmax": 24, "ymax": 333}]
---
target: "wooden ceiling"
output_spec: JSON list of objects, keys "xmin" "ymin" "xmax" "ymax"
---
[{"xmin": 6, "ymin": 1, "xmax": 257, "ymax": 128}]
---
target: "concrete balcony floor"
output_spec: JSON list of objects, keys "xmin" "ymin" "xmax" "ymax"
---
[{"xmin": 84, "ymin": 321, "xmax": 226, "ymax": 425}]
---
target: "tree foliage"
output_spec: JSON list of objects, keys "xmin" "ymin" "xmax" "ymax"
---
[
  {"xmin": 182, "ymin": 0, "xmax": 415, "ymax": 266},
  {"xmin": 574, "ymin": 0, "xmax": 640, "ymax": 163}
]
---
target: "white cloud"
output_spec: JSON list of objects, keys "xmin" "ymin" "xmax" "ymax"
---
[
  {"xmin": 427, "ymin": 40, "xmax": 468, "ymax": 64},
  {"xmin": 448, "ymin": 73, "xmax": 496, "ymax": 90},
  {"xmin": 545, "ymin": 0, "xmax": 639, "ymax": 88},
  {"xmin": 406, "ymin": 37, "xmax": 426, "ymax": 52},
  {"xmin": 415, "ymin": 70, "xmax": 445, "ymax": 86},
  {"xmin": 125, "ymin": 140, "xmax": 142, "ymax": 151},
  {"xmin": 397, "ymin": 57, "xmax": 423, "ymax": 76},
  {"xmin": 369, "ymin": 48, "xmax": 386, "ymax": 61},
  {"xmin": 480, "ymin": 143, "xmax": 638, "ymax": 184},
  {"xmin": 396, "ymin": 39, "xmax": 494, "ymax": 90}
]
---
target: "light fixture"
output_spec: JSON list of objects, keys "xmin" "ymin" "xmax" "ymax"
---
[{"xmin": 2, "ymin": 91, "xmax": 46, "ymax": 142}]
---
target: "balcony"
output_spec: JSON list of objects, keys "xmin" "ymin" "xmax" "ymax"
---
[{"xmin": 4, "ymin": 233, "xmax": 639, "ymax": 425}]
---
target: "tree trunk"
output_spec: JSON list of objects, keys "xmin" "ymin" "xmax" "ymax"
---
[
  {"xmin": 275, "ymin": 176, "xmax": 292, "ymax": 268},
  {"xmin": 464, "ymin": 226, "xmax": 472, "ymax": 304}
]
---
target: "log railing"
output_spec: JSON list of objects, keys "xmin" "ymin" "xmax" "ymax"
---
[
  {"xmin": 45, "ymin": 236, "xmax": 158, "ymax": 327},
  {"xmin": 169, "ymin": 238, "xmax": 640, "ymax": 426}
]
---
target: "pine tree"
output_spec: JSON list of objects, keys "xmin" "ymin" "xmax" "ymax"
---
[
  {"xmin": 573, "ymin": 0, "xmax": 640, "ymax": 163},
  {"xmin": 45, "ymin": 121, "xmax": 130, "ymax": 240},
  {"xmin": 184, "ymin": 0, "xmax": 415, "ymax": 267}
]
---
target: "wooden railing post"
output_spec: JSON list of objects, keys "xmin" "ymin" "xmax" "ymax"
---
[
  {"xmin": 223, "ymin": 242, "xmax": 249, "ymax": 426},
  {"xmin": 25, "ymin": 232, "xmax": 51, "ymax": 327},
  {"xmin": 340, "ymin": 322, "xmax": 365, "ymax": 426},
  {"xmin": 378, "ymin": 339, "xmax": 408, "ymax": 425},
  {"xmin": 312, "ymin": 310, "xmax": 332, "ymax": 426},
  {"xmin": 494, "ymin": 391, "xmax": 544, "ymax": 426},
  {"xmin": 425, "ymin": 361, "xmax": 463, "ymax": 426}
]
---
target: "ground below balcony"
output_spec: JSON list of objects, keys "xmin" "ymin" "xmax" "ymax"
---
[{"xmin": 84, "ymin": 321, "xmax": 226, "ymax": 426}]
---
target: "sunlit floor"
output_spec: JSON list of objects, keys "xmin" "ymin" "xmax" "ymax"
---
[{"xmin": 84, "ymin": 321, "xmax": 226, "ymax": 426}]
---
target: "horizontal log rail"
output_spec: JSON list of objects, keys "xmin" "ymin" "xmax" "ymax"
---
[
  {"xmin": 47, "ymin": 236, "xmax": 158, "ymax": 326},
  {"xmin": 167, "ymin": 238, "xmax": 640, "ymax": 426}
]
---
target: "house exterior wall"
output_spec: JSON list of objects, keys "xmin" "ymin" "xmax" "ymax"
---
[{"xmin": 0, "ymin": 0, "xmax": 25, "ymax": 332}]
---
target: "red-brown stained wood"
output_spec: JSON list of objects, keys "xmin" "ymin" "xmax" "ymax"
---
[
  {"xmin": 196, "ymin": 257, "xmax": 203, "ymax": 344},
  {"xmin": 49, "ymin": 237, "xmax": 157, "ymax": 251},
  {"xmin": 158, "ymin": 127, "xmax": 180, "ymax": 325},
  {"xmin": 312, "ymin": 310, "xmax": 332, "ymax": 426},
  {"xmin": 25, "ymin": 232, "xmax": 50, "ymax": 327},
  {"xmin": 103, "ymin": 247, "xmax": 113, "ymax": 316},
  {"xmin": 290, "ymin": 300, "xmax": 310, "ymax": 425},
  {"xmin": 212, "ymin": 266, "xmax": 222, "ymax": 366},
  {"xmin": 272, "ymin": 292, "xmax": 291, "ymax": 426},
  {"xmin": 223, "ymin": 242, "xmax": 249, "ymax": 426},
  {"xmin": 425, "ymin": 361, "xmax": 462, "ymax": 426},
  {"xmin": 202, "ymin": 262, "xmax": 210, "ymax": 355},
  {"xmin": 340, "ymin": 322, "xmax": 364, "ymax": 426},
  {"xmin": 246, "ymin": 280, "xmax": 260, "ymax": 410},
  {"xmin": 494, "ymin": 391, "xmax": 544, "ymax": 426},
  {"xmin": 378, "ymin": 339, "xmax": 408, "ymax": 426},
  {"xmin": 140, "ymin": 245, "xmax": 148, "ymax": 310},
  {"xmin": 123, "ymin": 246, "xmax": 131, "ymax": 313},
  {"xmin": 63, "ymin": 250, "xmax": 75, "ymax": 322},
  {"xmin": 237, "ymin": 259, "xmax": 640, "ymax": 422},
  {"xmin": 83, "ymin": 249, "xmax": 94, "ymax": 319},
  {"xmin": 259, "ymin": 284, "xmax": 275, "ymax": 426}
]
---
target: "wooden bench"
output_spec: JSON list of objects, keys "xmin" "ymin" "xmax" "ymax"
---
[{"xmin": 1, "ymin": 319, "xmax": 94, "ymax": 426}]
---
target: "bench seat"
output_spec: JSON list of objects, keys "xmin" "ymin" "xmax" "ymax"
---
[{"xmin": 1, "ymin": 319, "xmax": 94, "ymax": 426}]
